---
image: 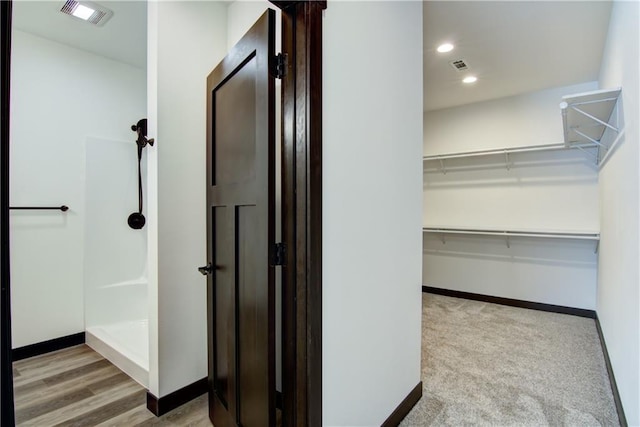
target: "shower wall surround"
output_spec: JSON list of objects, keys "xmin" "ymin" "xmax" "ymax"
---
[
  {"xmin": 84, "ymin": 137, "xmax": 147, "ymax": 328},
  {"xmin": 84, "ymin": 137, "xmax": 149, "ymax": 386}
]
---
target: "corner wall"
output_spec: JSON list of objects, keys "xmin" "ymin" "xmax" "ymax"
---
[
  {"xmin": 597, "ymin": 1, "xmax": 640, "ymax": 424},
  {"xmin": 147, "ymin": 1, "xmax": 228, "ymax": 397},
  {"xmin": 323, "ymin": 2, "xmax": 423, "ymax": 425}
]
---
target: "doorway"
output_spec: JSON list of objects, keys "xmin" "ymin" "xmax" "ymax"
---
[
  {"xmin": 205, "ymin": 3, "xmax": 325, "ymax": 425},
  {"xmin": 1, "ymin": 1, "xmax": 324, "ymax": 426},
  {"xmin": 9, "ymin": 1, "xmax": 150, "ymax": 388},
  {"xmin": 205, "ymin": 9, "xmax": 276, "ymax": 427}
]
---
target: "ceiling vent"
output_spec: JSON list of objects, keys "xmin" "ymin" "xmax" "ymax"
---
[
  {"xmin": 60, "ymin": 0, "xmax": 113, "ymax": 26},
  {"xmin": 449, "ymin": 59, "xmax": 469, "ymax": 72}
]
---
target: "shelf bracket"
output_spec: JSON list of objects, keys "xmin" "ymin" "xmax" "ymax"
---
[
  {"xmin": 598, "ymin": 129, "xmax": 626, "ymax": 168},
  {"xmin": 561, "ymin": 88, "xmax": 622, "ymax": 161},
  {"xmin": 505, "ymin": 151, "xmax": 511, "ymax": 171},
  {"xmin": 506, "ymin": 235, "xmax": 510, "ymax": 249},
  {"xmin": 438, "ymin": 158, "xmax": 447, "ymax": 175},
  {"xmin": 571, "ymin": 105, "xmax": 620, "ymax": 133},
  {"xmin": 595, "ymin": 240, "xmax": 599, "ymax": 254},
  {"xmin": 561, "ymin": 103, "xmax": 570, "ymax": 147},
  {"xmin": 572, "ymin": 129, "xmax": 605, "ymax": 147},
  {"xmin": 573, "ymin": 143, "xmax": 599, "ymax": 164},
  {"xmin": 441, "ymin": 233, "xmax": 446, "ymax": 245}
]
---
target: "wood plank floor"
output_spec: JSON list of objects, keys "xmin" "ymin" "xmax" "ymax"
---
[{"xmin": 12, "ymin": 345, "xmax": 211, "ymax": 426}]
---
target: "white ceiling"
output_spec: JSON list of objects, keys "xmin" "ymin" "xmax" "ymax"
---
[
  {"xmin": 13, "ymin": 1, "xmax": 147, "ymax": 69},
  {"xmin": 424, "ymin": 1, "xmax": 613, "ymax": 112},
  {"xmin": 13, "ymin": 1, "xmax": 613, "ymax": 110}
]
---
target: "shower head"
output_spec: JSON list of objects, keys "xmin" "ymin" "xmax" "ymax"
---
[{"xmin": 131, "ymin": 118, "xmax": 147, "ymax": 136}]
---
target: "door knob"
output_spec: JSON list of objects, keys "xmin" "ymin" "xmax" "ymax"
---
[{"xmin": 198, "ymin": 263, "xmax": 215, "ymax": 276}]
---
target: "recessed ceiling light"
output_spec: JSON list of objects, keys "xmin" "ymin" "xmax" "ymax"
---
[
  {"xmin": 72, "ymin": 4, "xmax": 95, "ymax": 20},
  {"xmin": 462, "ymin": 76, "xmax": 478, "ymax": 84},
  {"xmin": 437, "ymin": 43, "xmax": 454, "ymax": 53}
]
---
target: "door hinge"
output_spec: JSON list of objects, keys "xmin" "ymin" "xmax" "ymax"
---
[
  {"xmin": 273, "ymin": 242, "xmax": 286, "ymax": 266},
  {"xmin": 274, "ymin": 53, "xmax": 287, "ymax": 79}
]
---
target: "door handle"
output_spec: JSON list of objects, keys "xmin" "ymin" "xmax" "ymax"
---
[{"xmin": 198, "ymin": 263, "xmax": 215, "ymax": 276}]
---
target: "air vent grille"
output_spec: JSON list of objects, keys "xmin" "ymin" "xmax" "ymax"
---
[
  {"xmin": 88, "ymin": 10, "xmax": 107, "ymax": 25},
  {"xmin": 59, "ymin": 0, "xmax": 113, "ymax": 27},
  {"xmin": 449, "ymin": 59, "xmax": 469, "ymax": 72},
  {"xmin": 60, "ymin": 0, "xmax": 76, "ymax": 14}
]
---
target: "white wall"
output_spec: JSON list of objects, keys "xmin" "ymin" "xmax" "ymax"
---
[
  {"xmin": 227, "ymin": 1, "xmax": 280, "ymax": 51},
  {"xmin": 425, "ymin": 82, "xmax": 598, "ymax": 155},
  {"xmin": 9, "ymin": 30, "xmax": 146, "ymax": 348},
  {"xmin": 323, "ymin": 2, "xmax": 423, "ymax": 425},
  {"xmin": 147, "ymin": 0, "xmax": 159, "ymax": 396},
  {"xmin": 423, "ymin": 82, "xmax": 600, "ymax": 309},
  {"xmin": 147, "ymin": 0, "xmax": 228, "ymax": 398},
  {"xmin": 597, "ymin": 1, "xmax": 640, "ymax": 424}
]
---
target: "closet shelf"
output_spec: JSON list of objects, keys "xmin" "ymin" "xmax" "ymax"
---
[
  {"xmin": 423, "ymin": 142, "xmax": 597, "ymax": 161},
  {"xmin": 560, "ymin": 87, "xmax": 623, "ymax": 167},
  {"xmin": 422, "ymin": 142, "xmax": 598, "ymax": 173},
  {"xmin": 422, "ymin": 87, "xmax": 623, "ymax": 172},
  {"xmin": 423, "ymin": 227, "xmax": 600, "ymax": 251}
]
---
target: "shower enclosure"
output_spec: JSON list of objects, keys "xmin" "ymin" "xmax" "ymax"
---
[
  {"xmin": 9, "ymin": 0, "xmax": 149, "ymax": 392},
  {"xmin": 83, "ymin": 136, "xmax": 149, "ymax": 387}
]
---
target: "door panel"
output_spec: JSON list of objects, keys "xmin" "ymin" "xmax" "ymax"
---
[
  {"xmin": 237, "ymin": 205, "xmax": 263, "ymax": 427},
  {"xmin": 212, "ymin": 205, "xmax": 232, "ymax": 408},
  {"xmin": 213, "ymin": 57, "xmax": 257, "ymax": 186},
  {"xmin": 206, "ymin": 9, "xmax": 275, "ymax": 427}
]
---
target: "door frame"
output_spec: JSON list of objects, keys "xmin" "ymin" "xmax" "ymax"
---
[
  {"xmin": 0, "ymin": 2, "xmax": 324, "ymax": 426},
  {"xmin": 1, "ymin": 0, "xmax": 15, "ymax": 425},
  {"xmin": 267, "ymin": 2, "xmax": 325, "ymax": 426}
]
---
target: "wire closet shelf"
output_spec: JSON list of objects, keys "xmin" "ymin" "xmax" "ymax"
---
[
  {"xmin": 422, "ymin": 87, "xmax": 623, "ymax": 172},
  {"xmin": 423, "ymin": 227, "xmax": 600, "ymax": 252}
]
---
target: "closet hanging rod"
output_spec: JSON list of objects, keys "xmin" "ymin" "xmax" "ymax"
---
[
  {"xmin": 9, "ymin": 205, "xmax": 69, "ymax": 212},
  {"xmin": 422, "ymin": 227, "xmax": 600, "ymax": 241},
  {"xmin": 422, "ymin": 142, "xmax": 598, "ymax": 162}
]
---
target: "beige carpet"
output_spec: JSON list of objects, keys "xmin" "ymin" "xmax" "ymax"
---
[{"xmin": 401, "ymin": 293, "xmax": 619, "ymax": 426}]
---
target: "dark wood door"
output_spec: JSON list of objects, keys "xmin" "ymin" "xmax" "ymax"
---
[{"xmin": 205, "ymin": 9, "xmax": 275, "ymax": 427}]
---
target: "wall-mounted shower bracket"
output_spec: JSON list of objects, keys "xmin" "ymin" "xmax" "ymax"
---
[{"xmin": 128, "ymin": 118, "xmax": 155, "ymax": 230}]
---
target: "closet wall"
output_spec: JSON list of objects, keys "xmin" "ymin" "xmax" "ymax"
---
[
  {"xmin": 323, "ymin": 1, "xmax": 423, "ymax": 425},
  {"xmin": 423, "ymin": 81, "xmax": 600, "ymax": 309},
  {"xmin": 597, "ymin": 0, "xmax": 639, "ymax": 423}
]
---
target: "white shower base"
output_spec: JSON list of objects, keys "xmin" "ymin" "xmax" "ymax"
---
[{"xmin": 86, "ymin": 319, "xmax": 149, "ymax": 388}]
